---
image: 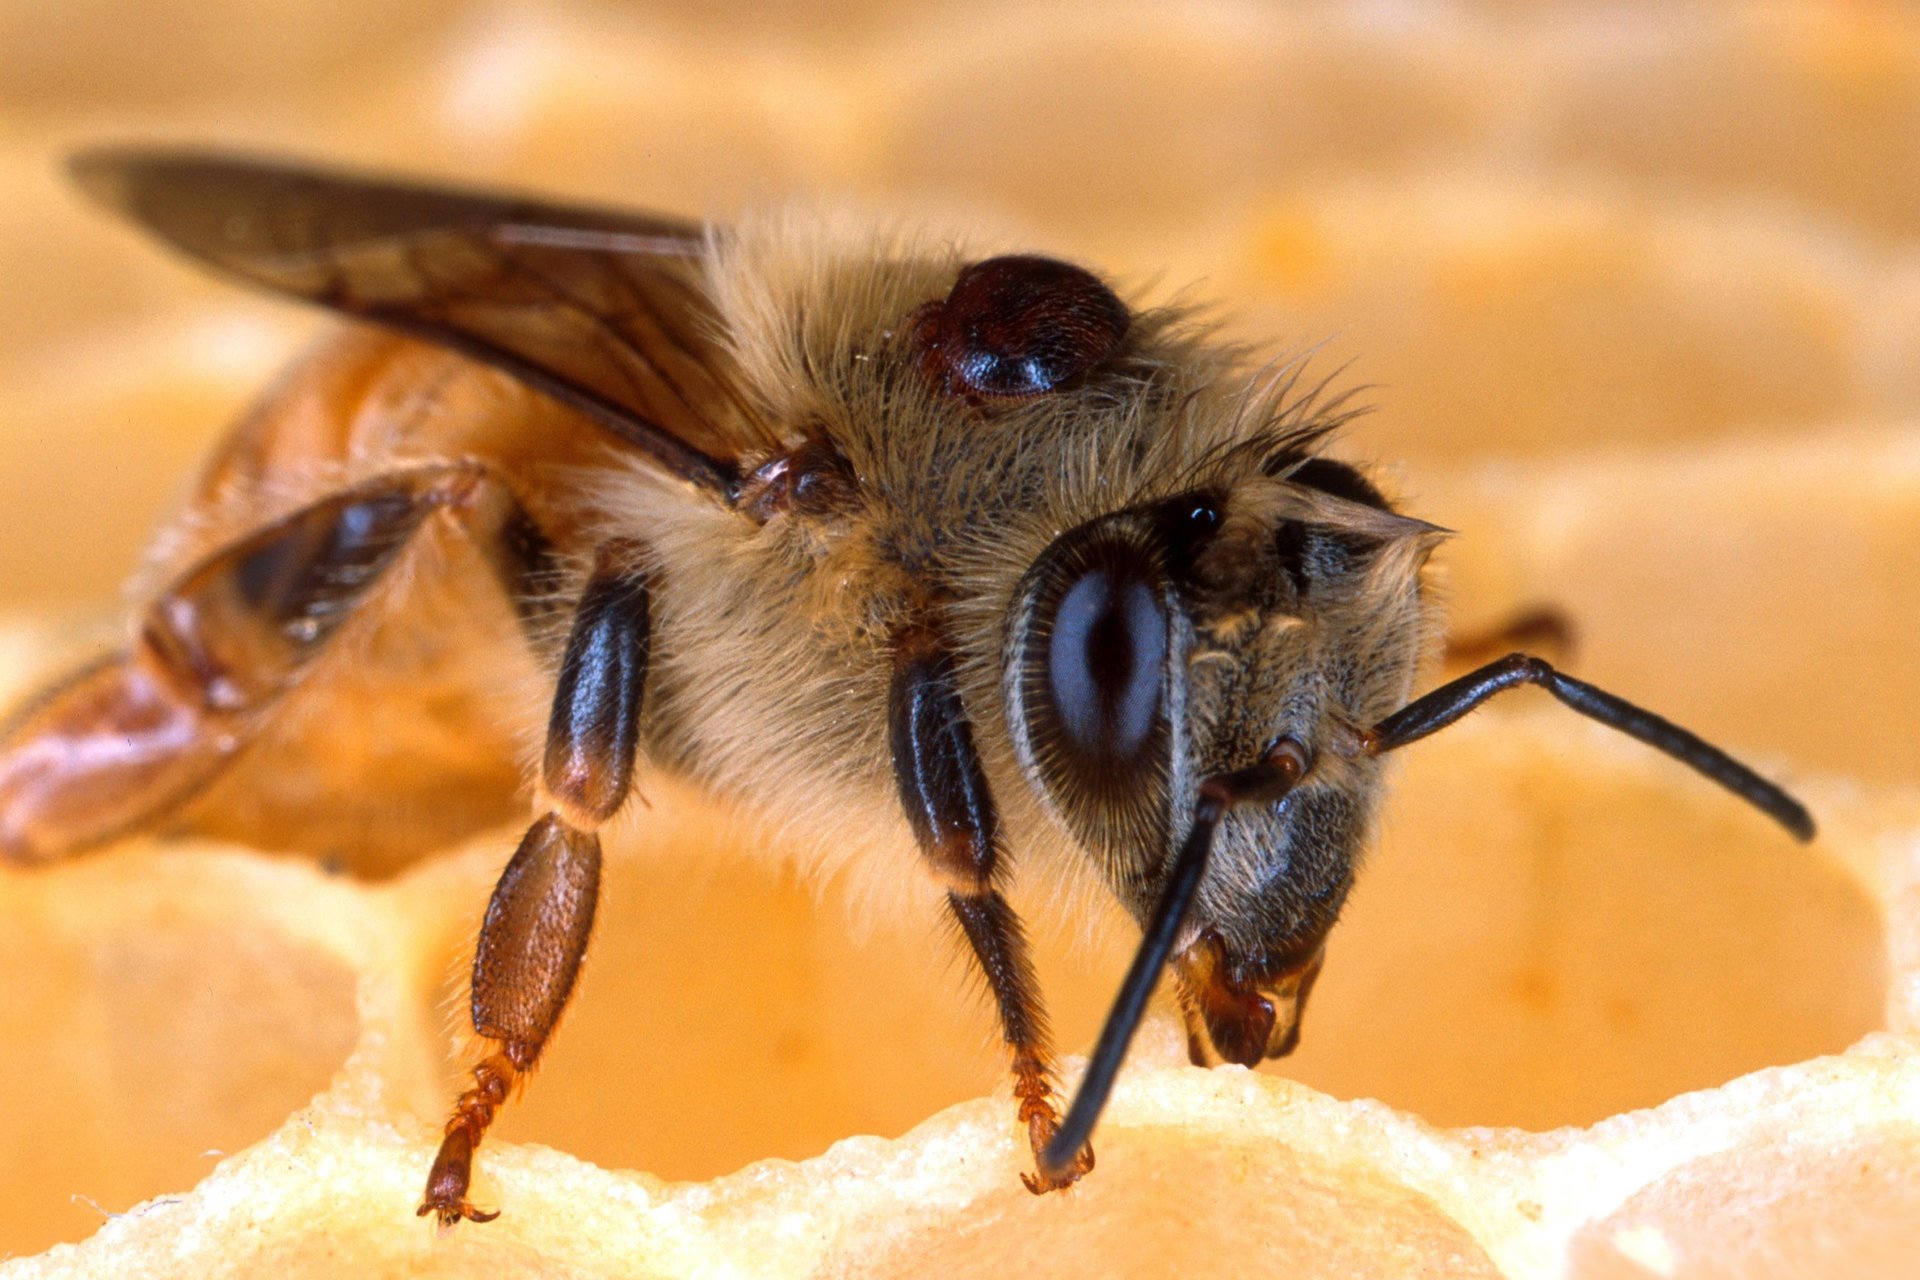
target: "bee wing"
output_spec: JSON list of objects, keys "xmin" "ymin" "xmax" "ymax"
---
[{"xmin": 71, "ymin": 147, "xmax": 769, "ymax": 496}]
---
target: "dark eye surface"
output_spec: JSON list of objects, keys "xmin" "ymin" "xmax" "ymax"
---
[
  {"xmin": 1047, "ymin": 563, "xmax": 1167, "ymax": 765},
  {"xmin": 1009, "ymin": 507, "xmax": 1190, "ymax": 869}
]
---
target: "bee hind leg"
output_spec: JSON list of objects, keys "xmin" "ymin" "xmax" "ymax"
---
[
  {"xmin": 0, "ymin": 461, "xmax": 547, "ymax": 864},
  {"xmin": 889, "ymin": 622, "xmax": 1093, "ymax": 1194},
  {"xmin": 420, "ymin": 542, "xmax": 647, "ymax": 1227}
]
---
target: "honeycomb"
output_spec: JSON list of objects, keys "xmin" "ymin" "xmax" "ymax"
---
[{"xmin": 3, "ymin": 2, "xmax": 1919, "ymax": 1275}]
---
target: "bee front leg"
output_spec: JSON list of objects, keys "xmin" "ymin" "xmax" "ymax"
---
[
  {"xmin": 889, "ymin": 624, "xmax": 1093, "ymax": 1194},
  {"xmin": 420, "ymin": 543, "xmax": 648, "ymax": 1228}
]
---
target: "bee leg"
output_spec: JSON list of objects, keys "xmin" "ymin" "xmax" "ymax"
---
[
  {"xmin": 420, "ymin": 545, "xmax": 647, "ymax": 1228},
  {"xmin": 889, "ymin": 624, "xmax": 1093, "ymax": 1194},
  {"xmin": 0, "ymin": 462, "xmax": 534, "ymax": 864},
  {"xmin": 948, "ymin": 891, "xmax": 1093, "ymax": 1193}
]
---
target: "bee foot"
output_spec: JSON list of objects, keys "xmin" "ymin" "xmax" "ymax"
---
[
  {"xmin": 1020, "ymin": 1102, "xmax": 1095, "ymax": 1194},
  {"xmin": 419, "ymin": 1124, "xmax": 501, "ymax": 1229},
  {"xmin": 1020, "ymin": 1141, "xmax": 1095, "ymax": 1195},
  {"xmin": 418, "ymin": 1197, "xmax": 501, "ymax": 1232}
]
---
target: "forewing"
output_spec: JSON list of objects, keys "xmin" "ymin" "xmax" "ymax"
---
[{"xmin": 71, "ymin": 147, "xmax": 771, "ymax": 495}]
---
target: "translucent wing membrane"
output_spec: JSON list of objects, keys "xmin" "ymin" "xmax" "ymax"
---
[{"xmin": 71, "ymin": 147, "xmax": 766, "ymax": 495}]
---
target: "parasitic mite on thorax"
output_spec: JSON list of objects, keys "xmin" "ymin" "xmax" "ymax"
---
[{"xmin": 0, "ymin": 149, "xmax": 1816, "ymax": 1225}]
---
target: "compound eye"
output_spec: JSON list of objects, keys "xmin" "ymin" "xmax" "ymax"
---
[
  {"xmin": 1009, "ymin": 513, "xmax": 1181, "ymax": 864},
  {"xmin": 913, "ymin": 255, "xmax": 1129, "ymax": 399},
  {"xmin": 1047, "ymin": 556, "xmax": 1167, "ymax": 767}
]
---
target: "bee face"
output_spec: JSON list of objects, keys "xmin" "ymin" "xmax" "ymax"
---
[{"xmin": 1005, "ymin": 456, "xmax": 1443, "ymax": 1067}]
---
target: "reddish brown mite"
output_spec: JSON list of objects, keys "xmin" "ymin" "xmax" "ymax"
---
[
  {"xmin": 0, "ymin": 149, "xmax": 1815, "ymax": 1227},
  {"xmin": 912, "ymin": 254, "xmax": 1130, "ymax": 398}
]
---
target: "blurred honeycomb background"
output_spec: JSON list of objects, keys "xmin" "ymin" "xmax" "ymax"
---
[{"xmin": 2, "ymin": 2, "xmax": 1917, "ymax": 1276}]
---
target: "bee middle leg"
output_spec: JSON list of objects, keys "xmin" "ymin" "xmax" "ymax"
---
[
  {"xmin": 0, "ymin": 461, "xmax": 547, "ymax": 863},
  {"xmin": 889, "ymin": 623, "xmax": 1094, "ymax": 1194},
  {"xmin": 420, "ymin": 543, "xmax": 648, "ymax": 1228}
]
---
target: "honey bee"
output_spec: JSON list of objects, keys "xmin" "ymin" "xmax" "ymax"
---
[{"xmin": 0, "ymin": 150, "xmax": 1815, "ymax": 1227}]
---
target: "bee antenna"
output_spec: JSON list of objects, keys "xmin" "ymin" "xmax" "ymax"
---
[
  {"xmin": 1365, "ymin": 653, "xmax": 1816, "ymax": 842},
  {"xmin": 1040, "ymin": 741, "xmax": 1310, "ymax": 1181}
]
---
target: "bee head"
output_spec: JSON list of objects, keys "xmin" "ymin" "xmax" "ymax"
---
[{"xmin": 1004, "ymin": 457, "xmax": 1444, "ymax": 1065}]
